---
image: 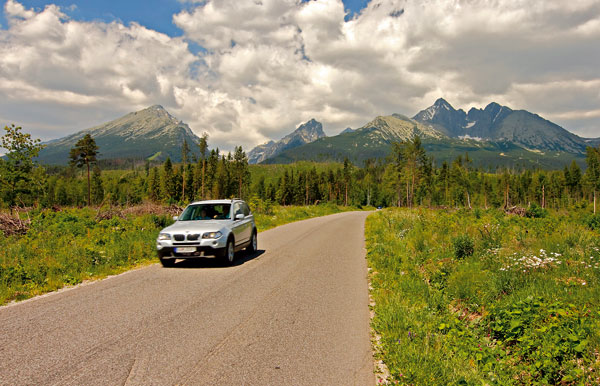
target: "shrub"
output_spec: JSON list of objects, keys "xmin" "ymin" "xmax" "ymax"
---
[
  {"xmin": 453, "ymin": 234, "xmax": 474, "ymax": 260},
  {"xmin": 525, "ymin": 202, "xmax": 547, "ymax": 218},
  {"xmin": 584, "ymin": 213, "xmax": 600, "ymax": 230}
]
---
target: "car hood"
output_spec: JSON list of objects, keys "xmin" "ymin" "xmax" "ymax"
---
[{"xmin": 161, "ymin": 220, "xmax": 230, "ymax": 234}]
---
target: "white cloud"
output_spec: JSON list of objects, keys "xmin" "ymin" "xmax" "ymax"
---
[{"xmin": 0, "ymin": 0, "xmax": 599, "ymax": 154}]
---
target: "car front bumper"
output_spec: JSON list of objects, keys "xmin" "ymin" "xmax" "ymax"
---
[{"xmin": 156, "ymin": 237, "xmax": 227, "ymax": 258}]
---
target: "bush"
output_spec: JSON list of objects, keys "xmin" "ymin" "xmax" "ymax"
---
[
  {"xmin": 584, "ymin": 213, "xmax": 600, "ymax": 230},
  {"xmin": 453, "ymin": 234, "xmax": 474, "ymax": 260},
  {"xmin": 525, "ymin": 202, "xmax": 547, "ymax": 218}
]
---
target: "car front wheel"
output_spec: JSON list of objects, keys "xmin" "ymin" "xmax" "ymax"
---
[
  {"xmin": 221, "ymin": 238, "xmax": 235, "ymax": 265},
  {"xmin": 247, "ymin": 230, "xmax": 257, "ymax": 254}
]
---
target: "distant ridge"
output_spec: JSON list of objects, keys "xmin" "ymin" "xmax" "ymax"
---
[{"xmin": 37, "ymin": 105, "xmax": 201, "ymax": 164}]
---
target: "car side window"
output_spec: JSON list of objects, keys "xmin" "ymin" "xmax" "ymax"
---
[
  {"xmin": 233, "ymin": 202, "xmax": 242, "ymax": 216},
  {"xmin": 242, "ymin": 203, "xmax": 250, "ymax": 216}
]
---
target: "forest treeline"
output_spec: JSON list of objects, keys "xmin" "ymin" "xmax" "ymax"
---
[{"xmin": 2, "ymin": 126, "xmax": 600, "ymax": 213}]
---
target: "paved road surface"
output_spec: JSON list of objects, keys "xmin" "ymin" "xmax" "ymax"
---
[{"xmin": 0, "ymin": 211, "xmax": 374, "ymax": 385}]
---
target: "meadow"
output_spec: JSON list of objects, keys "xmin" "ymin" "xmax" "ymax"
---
[
  {"xmin": 0, "ymin": 202, "xmax": 361, "ymax": 306},
  {"xmin": 366, "ymin": 207, "xmax": 600, "ymax": 385}
]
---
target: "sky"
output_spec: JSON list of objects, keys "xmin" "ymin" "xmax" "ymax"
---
[{"xmin": 0, "ymin": 0, "xmax": 599, "ymax": 153}]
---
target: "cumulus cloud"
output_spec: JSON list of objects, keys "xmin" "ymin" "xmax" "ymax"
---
[
  {"xmin": 0, "ymin": 0, "xmax": 599, "ymax": 152},
  {"xmin": 173, "ymin": 0, "xmax": 600, "ymax": 144},
  {"xmin": 0, "ymin": 0, "xmax": 198, "ymax": 137}
]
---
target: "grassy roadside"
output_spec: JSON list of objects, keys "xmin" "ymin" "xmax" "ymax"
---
[
  {"xmin": 366, "ymin": 208, "xmax": 600, "ymax": 385},
  {"xmin": 0, "ymin": 203, "xmax": 363, "ymax": 306},
  {"xmin": 253, "ymin": 202, "xmax": 366, "ymax": 232}
]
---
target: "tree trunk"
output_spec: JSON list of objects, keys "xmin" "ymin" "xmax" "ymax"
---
[
  {"xmin": 594, "ymin": 189, "xmax": 597, "ymax": 214},
  {"xmin": 466, "ymin": 190, "xmax": 471, "ymax": 209},
  {"xmin": 344, "ymin": 182, "xmax": 348, "ymax": 206},
  {"xmin": 305, "ymin": 179, "xmax": 309, "ymax": 206},
  {"xmin": 201, "ymin": 160, "xmax": 206, "ymax": 200},
  {"xmin": 410, "ymin": 170, "xmax": 415, "ymax": 209},
  {"xmin": 182, "ymin": 168, "xmax": 185, "ymax": 200},
  {"xmin": 86, "ymin": 161, "xmax": 91, "ymax": 206},
  {"xmin": 542, "ymin": 184, "xmax": 545, "ymax": 209}
]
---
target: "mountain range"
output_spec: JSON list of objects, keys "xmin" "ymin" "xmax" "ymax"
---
[
  {"xmin": 413, "ymin": 98, "xmax": 590, "ymax": 154},
  {"xmin": 37, "ymin": 105, "xmax": 201, "ymax": 164},
  {"xmin": 35, "ymin": 100, "xmax": 599, "ymax": 169},
  {"xmin": 264, "ymin": 99, "xmax": 599, "ymax": 169}
]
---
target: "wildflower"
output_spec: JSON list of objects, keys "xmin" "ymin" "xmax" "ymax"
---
[{"xmin": 582, "ymin": 282, "xmax": 587, "ymax": 285}]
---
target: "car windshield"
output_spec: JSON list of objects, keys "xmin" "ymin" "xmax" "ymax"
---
[{"xmin": 179, "ymin": 204, "xmax": 231, "ymax": 221}]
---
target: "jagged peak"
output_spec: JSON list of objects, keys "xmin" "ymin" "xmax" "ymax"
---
[
  {"xmin": 293, "ymin": 118, "xmax": 325, "ymax": 137},
  {"xmin": 484, "ymin": 102, "xmax": 501, "ymax": 112},
  {"xmin": 434, "ymin": 98, "xmax": 453, "ymax": 109}
]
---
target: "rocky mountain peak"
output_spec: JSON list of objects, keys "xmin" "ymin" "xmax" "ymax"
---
[
  {"xmin": 247, "ymin": 118, "xmax": 327, "ymax": 164},
  {"xmin": 434, "ymin": 98, "xmax": 452, "ymax": 109},
  {"xmin": 291, "ymin": 118, "xmax": 326, "ymax": 142},
  {"xmin": 413, "ymin": 98, "xmax": 467, "ymax": 136}
]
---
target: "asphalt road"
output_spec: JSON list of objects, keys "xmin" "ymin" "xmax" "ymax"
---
[{"xmin": 0, "ymin": 211, "xmax": 374, "ymax": 385}]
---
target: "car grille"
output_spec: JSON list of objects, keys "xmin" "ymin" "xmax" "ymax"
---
[{"xmin": 173, "ymin": 234, "xmax": 201, "ymax": 242}]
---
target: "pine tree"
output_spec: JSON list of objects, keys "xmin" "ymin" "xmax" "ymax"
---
[
  {"xmin": 198, "ymin": 133, "xmax": 209, "ymax": 199},
  {"xmin": 343, "ymin": 158, "xmax": 352, "ymax": 206},
  {"xmin": 161, "ymin": 158, "xmax": 177, "ymax": 202},
  {"xmin": 69, "ymin": 133, "xmax": 99, "ymax": 206},
  {"xmin": 91, "ymin": 166, "xmax": 104, "ymax": 205},
  {"xmin": 148, "ymin": 167, "xmax": 160, "ymax": 202},
  {"xmin": 585, "ymin": 147, "xmax": 600, "ymax": 213},
  {"xmin": 233, "ymin": 146, "xmax": 249, "ymax": 198},
  {"xmin": 181, "ymin": 139, "xmax": 190, "ymax": 199}
]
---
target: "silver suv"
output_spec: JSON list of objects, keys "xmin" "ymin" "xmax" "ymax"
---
[{"xmin": 156, "ymin": 199, "xmax": 257, "ymax": 267}]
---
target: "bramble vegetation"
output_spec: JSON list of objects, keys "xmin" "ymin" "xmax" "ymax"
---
[
  {"xmin": 0, "ymin": 207, "xmax": 169, "ymax": 305},
  {"xmin": 366, "ymin": 208, "xmax": 600, "ymax": 385}
]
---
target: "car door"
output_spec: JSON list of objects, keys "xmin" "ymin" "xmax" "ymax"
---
[
  {"xmin": 241, "ymin": 202, "xmax": 253, "ymax": 242},
  {"xmin": 231, "ymin": 202, "xmax": 246, "ymax": 246}
]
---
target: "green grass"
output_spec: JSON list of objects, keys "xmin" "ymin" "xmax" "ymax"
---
[
  {"xmin": 0, "ymin": 203, "xmax": 361, "ymax": 306},
  {"xmin": 366, "ymin": 208, "xmax": 600, "ymax": 385}
]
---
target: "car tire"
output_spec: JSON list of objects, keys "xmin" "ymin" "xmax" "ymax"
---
[
  {"xmin": 221, "ymin": 238, "xmax": 235, "ymax": 265},
  {"xmin": 159, "ymin": 257, "xmax": 176, "ymax": 267},
  {"xmin": 247, "ymin": 230, "xmax": 257, "ymax": 254}
]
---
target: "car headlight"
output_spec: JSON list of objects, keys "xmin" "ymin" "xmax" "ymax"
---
[
  {"xmin": 158, "ymin": 233, "xmax": 171, "ymax": 241},
  {"xmin": 202, "ymin": 231, "xmax": 222, "ymax": 239}
]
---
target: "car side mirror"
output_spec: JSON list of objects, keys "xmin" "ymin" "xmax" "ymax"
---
[
  {"xmin": 173, "ymin": 216, "xmax": 178, "ymax": 221},
  {"xmin": 235, "ymin": 213, "xmax": 245, "ymax": 220}
]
